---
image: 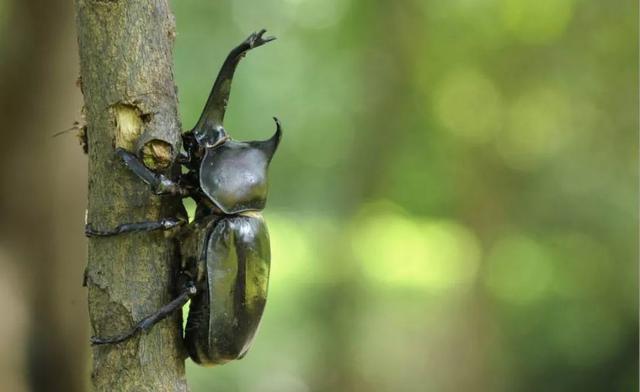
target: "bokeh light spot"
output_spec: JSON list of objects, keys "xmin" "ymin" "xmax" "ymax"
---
[
  {"xmin": 500, "ymin": 0, "xmax": 575, "ymax": 44},
  {"xmin": 182, "ymin": 197, "xmax": 196, "ymax": 222},
  {"xmin": 435, "ymin": 68, "xmax": 503, "ymax": 144},
  {"xmin": 351, "ymin": 203, "xmax": 481, "ymax": 293},
  {"xmin": 485, "ymin": 234, "xmax": 554, "ymax": 304},
  {"xmin": 496, "ymin": 86, "xmax": 573, "ymax": 170},
  {"xmin": 267, "ymin": 213, "xmax": 316, "ymax": 283},
  {"xmin": 246, "ymin": 371, "xmax": 310, "ymax": 392},
  {"xmin": 231, "ymin": 0, "xmax": 293, "ymax": 34},
  {"xmin": 283, "ymin": 0, "xmax": 350, "ymax": 30}
]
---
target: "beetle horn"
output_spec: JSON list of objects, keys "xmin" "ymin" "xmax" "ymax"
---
[{"xmin": 253, "ymin": 117, "xmax": 282, "ymax": 161}]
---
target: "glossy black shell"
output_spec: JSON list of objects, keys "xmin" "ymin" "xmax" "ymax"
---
[
  {"xmin": 198, "ymin": 124, "xmax": 281, "ymax": 214},
  {"xmin": 184, "ymin": 213, "xmax": 270, "ymax": 365},
  {"xmin": 200, "ymin": 142, "xmax": 269, "ymax": 213}
]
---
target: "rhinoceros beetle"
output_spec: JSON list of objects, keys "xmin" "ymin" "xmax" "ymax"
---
[{"xmin": 85, "ymin": 29, "xmax": 281, "ymax": 366}]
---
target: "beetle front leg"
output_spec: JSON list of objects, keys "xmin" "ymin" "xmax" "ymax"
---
[
  {"xmin": 85, "ymin": 218, "xmax": 186, "ymax": 237},
  {"xmin": 116, "ymin": 148, "xmax": 190, "ymax": 197},
  {"xmin": 90, "ymin": 282, "xmax": 197, "ymax": 346}
]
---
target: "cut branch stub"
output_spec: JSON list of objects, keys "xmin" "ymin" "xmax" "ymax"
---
[{"xmin": 114, "ymin": 101, "xmax": 179, "ymax": 170}]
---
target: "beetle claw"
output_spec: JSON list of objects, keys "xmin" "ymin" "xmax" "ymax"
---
[{"xmin": 246, "ymin": 29, "xmax": 276, "ymax": 49}]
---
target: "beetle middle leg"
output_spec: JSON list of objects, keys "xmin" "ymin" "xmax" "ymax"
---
[
  {"xmin": 84, "ymin": 146, "xmax": 195, "ymax": 237},
  {"xmin": 90, "ymin": 281, "xmax": 197, "ymax": 346}
]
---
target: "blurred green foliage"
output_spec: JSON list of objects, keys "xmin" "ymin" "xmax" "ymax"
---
[{"xmin": 171, "ymin": 0, "xmax": 637, "ymax": 391}]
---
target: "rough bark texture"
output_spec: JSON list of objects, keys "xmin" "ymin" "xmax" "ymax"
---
[{"xmin": 75, "ymin": 0, "xmax": 187, "ymax": 390}]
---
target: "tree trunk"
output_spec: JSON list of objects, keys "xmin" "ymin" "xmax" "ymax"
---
[{"xmin": 75, "ymin": 0, "xmax": 187, "ymax": 390}]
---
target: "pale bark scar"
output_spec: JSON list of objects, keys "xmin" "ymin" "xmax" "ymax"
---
[
  {"xmin": 114, "ymin": 104, "xmax": 172, "ymax": 170},
  {"xmin": 114, "ymin": 104, "xmax": 144, "ymax": 151}
]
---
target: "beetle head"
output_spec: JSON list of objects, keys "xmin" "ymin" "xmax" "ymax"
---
[
  {"xmin": 199, "ymin": 118, "xmax": 282, "ymax": 214},
  {"xmin": 194, "ymin": 125, "xmax": 229, "ymax": 148}
]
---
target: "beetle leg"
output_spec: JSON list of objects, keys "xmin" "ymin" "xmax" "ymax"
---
[
  {"xmin": 90, "ymin": 283, "xmax": 197, "ymax": 346},
  {"xmin": 176, "ymin": 152, "xmax": 190, "ymax": 165},
  {"xmin": 180, "ymin": 131, "xmax": 201, "ymax": 168},
  {"xmin": 193, "ymin": 29, "xmax": 276, "ymax": 133},
  {"xmin": 85, "ymin": 218, "xmax": 186, "ymax": 237},
  {"xmin": 116, "ymin": 148, "xmax": 190, "ymax": 197}
]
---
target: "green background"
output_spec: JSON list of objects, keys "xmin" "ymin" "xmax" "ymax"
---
[{"xmin": 171, "ymin": 0, "xmax": 638, "ymax": 391}]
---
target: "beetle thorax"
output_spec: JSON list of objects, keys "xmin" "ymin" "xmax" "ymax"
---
[{"xmin": 199, "ymin": 140, "xmax": 271, "ymax": 214}]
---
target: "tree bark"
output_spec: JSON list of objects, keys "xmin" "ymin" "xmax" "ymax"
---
[{"xmin": 75, "ymin": 0, "xmax": 187, "ymax": 390}]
